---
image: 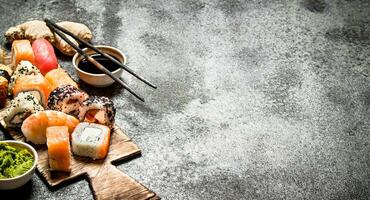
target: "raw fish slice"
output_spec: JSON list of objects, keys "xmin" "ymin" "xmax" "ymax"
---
[
  {"xmin": 32, "ymin": 39, "xmax": 58, "ymax": 75},
  {"xmin": 45, "ymin": 68, "xmax": 78, "ymax": 90}
]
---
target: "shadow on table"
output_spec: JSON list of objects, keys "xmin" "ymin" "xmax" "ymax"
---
[{"xmin": 0, "ymin": 180, "xmax": 33, "ymax": 200}]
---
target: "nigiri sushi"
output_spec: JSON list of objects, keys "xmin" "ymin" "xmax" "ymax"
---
[
  {"xmin": 45, "ymin": 68, "xmax": 78, "ymax": 90},
  {"xmin": 71, "ymin": 122, "xmax": 110, "ymax": 160},
  {"xmin": 79, "ymin": 96, "xmax": 116, "ymax": 128},
  {"xmin": 1, "ymin": 92, "xmax": 43, "ymax": 128},
  {"xmin": 11, "ymin": 40, "xmax": 35, "ymax": 67},
  {"xmin": 9, "ymin": 61, "xmax": 40, "ymax": 95},
  {"xmin": 46, "ymin": 126, "xmax": 71, "ymax": 172},
  {"xmin": 13, "ymin": 74, "xmax": 51, "ymax": 107},
  {"xmin": 48, "ymin": 85, "xmax": 88, "ymax": 117},
  {"xmin": 32, "ymin": 39, "xmax": 58, "ymax": 75},
  {"xmin": 21, "ymin": 110, "xmax": 79, "ymax": 144}
]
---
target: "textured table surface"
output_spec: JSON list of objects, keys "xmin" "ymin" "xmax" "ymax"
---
[{"xmin": 0, "ymin": 0, "xmax": 369, "ymax": 199}]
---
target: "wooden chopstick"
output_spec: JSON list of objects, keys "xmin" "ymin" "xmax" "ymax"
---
[
  {"xmin": 44, "ymin": 19, "xmax": 157, "ymax": 89},
  {"xmin": 45, "ymin": 20, "xmax": 145, "ymax": 102}
]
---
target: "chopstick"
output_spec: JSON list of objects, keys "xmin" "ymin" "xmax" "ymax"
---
[
  {"xmin": 45, "ymin": 20, "xmax": 145, "ymax": 102},
  {"xmin": 44, "ymin": 19, "xmax": 157, "ymax": 89}
]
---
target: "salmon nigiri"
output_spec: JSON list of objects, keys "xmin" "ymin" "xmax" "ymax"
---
[
  {"xmin": 13, "ymin": 74, "xmax": 51, "ymax": 107},
  {"xmin": 45, "ymin": 68, "xmax": 78, "ymax": 90},
  {"xmin": 46, "ymin": 126, "xmax": 71, "ymax": 172},
  {"xmin": 11, "ymin": 40, "xmax": 35, "ymax": 67},
  {"xmin": 32, "ymin": 39, "xmax": 58, "ymax": 75},
  {"xmin": 21, "ymin": 110, "xmax": 79, "ymax": 144}
]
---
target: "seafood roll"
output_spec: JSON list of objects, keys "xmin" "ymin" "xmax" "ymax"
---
[
  {"xmin": 45, "ymin": 68, "xmax": 78, "ymax": 90},
  {"xmin": 46, "ymin": 126, "xmax": 71, "ymax": 172},
  {"xmin": 13, "ymin": 74, "xmax": 51, "ymax": 107},
  {"xmin": 71, "ymin": 122, "xmax": 110, "ymax": 160},
  {"xmin": 0, "ymin": 64, "xmax": 12, "ymax": 108},
  {"xmin": 9, "ymin": 61, "xmax": 41, "ymax": 94},
  {"xmin": 11, "ymin": 40, "xmax": 35, "ymax": 67},
  {"xmin": 48, "ymin": 85, "xmax": 88, "ymax": 116},
  {"xmin": 21, "ymin": 110, "xmax": 79, "ymax": 144},
  {"xmin": 78, "ymin": 96, "xmax": 116, "ymax": 128},
  {"xmin": 1, "ymin": 92, "xmax": 43, "ymax": 128}
]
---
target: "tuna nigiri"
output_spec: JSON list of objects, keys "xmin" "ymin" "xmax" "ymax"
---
[
  {"xmin": 11, "ymin": 40, "xmax": 35, "ymax": 67},
  {"xmin": 45, "ymin": 68, "xmax": 78, "ymax": 90},
  {"xmin": 32, "ymin": 39, "xmax": 58, "ymax": 75},
  {"xmin": 46, "ymin": 126, "xmax": 71, "ymax": 172},
  {"xmin": 21, "ymin": 110, "xmax": 79, "ymax": 144},
  {"xmin": 13, "ymin": 74, "xmax": 51, "ymax": 107}
]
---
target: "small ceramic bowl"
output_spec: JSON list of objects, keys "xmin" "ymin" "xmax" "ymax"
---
[
  {"xmin": 72, "ymin": 45, "xmax": 126, "ymax": 87},
  {"xmin": 0, "ymin": 140, "xmax": 38, "ymax": 190}
]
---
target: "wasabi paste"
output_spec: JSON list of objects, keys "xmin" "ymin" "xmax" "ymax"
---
[{"xmin": 0, "ymin": 142, "xmax": 34, "ymax": 179}]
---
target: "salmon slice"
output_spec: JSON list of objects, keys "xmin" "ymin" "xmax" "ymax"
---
[
  {"xmin": 46, "ymin": 126, "xmax": 71, "ymax": 172},
  {"xmin": 11, "ymin": 40, "xmax": 35, "ymax": 67},
  {"xmin": 45, "ymin": 68, "xmax": 78, "ymax": 90}
]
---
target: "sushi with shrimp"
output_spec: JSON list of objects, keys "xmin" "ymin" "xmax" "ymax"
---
[
  {"xmin": 79, "ymin": 96, "xmax": 116, "ymax": 128},
  {"xmin": 45, "ymin": 68, "xmax": 78, "ymax": 90},
  {"xmin": 21, "ymin": 110, "xmax": 79, "ymax": 144},
  {"xmin": 1, "ymin": 92, "xmax": 43, "ymax": 128},
  {"xmin": 9, "ymin": 61, "xmax": 40, "ymax": 95},
  {"xmin": 47, "ymin": 85, "xmax": 88, "ymax": 116},
  {"xmin": 13, "ymin": 74, "xmax": 51, "ymax": 107},
  {"xmin": 46, "ymin": 126, "xmax": 71, "ymax": 172},
  {"xmin": 71, "ymin": 122, "xmax": 111, "ymax": 160}
]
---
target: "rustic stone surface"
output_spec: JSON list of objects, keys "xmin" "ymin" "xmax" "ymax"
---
[{"xmin": 0, "ymin": 0, "xmax": 369, "ymax": 199}]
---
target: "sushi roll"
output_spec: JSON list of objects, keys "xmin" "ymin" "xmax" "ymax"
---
[
  {"xmin": 0, "ymin": 64, "xmax": 12, "ymax": 108},
  {"xmin": 1, "ymin": 92, "xmax": 44, "ymax": 128},
  {"xmin": 78, "ymin": 96, "xmax": 116, "ymax": 128},
  {"xmin": 11, "ymin": 40, "xmax": 35, "ymax": 67},
  {"xmin": 46, "ymin": 126, "xmax": 71, "ymax": 172},
  {"xmin": 71, "ymin": 122, "xmax": 111, "ymax": 160},
  {"xmin": 9, "ymin": 61, "xmax": 41, "ymax": 94},
  {"xmin": 21, "ymin": 110, "xmax": 79, "ymax": 144},
  {"xmin": 13, "ymin": 74, "xmax": 51, "ymax": 107},
  {"xmin": 45, "ymin": 68, "xmax": 78, "ymax": 90},
  {"xmin": 48, "ymin": 85, "xmax": 88, "ymax": 116}
]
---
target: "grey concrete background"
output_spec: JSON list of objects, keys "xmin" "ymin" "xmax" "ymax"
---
[{"xmin": 0, "ymin": 0, "xmax": 369, "ymax": 199}]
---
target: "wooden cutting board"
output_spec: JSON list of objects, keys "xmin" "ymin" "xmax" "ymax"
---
[{"xmin": 0, "ymin": 107, "xmax": 159, "ymax": 199}]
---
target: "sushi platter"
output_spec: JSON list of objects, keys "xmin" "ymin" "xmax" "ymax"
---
[{"xmin": 0, "ymin": 19, "xmax": 159, "ymax": 199}]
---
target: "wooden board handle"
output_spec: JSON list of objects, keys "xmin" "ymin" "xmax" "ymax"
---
[{"xmin": 88, "ymin": 163, "xmax": 157, "ymax": 200}]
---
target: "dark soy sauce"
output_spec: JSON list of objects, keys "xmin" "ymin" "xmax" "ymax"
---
[{"xmin": 78, "ymin": 54, "xmax": 122, "ymax": 74}]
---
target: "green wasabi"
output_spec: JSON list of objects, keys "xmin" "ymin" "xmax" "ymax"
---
[{"xmin": 0, "ymin": 142, "xmax": 34, "ymax": 179}]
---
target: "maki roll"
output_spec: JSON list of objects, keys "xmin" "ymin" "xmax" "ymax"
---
[
  {"xmin": 71, "ymin": 122, "xmax": 111, "ymax": 160},
  {"xmin": 48, "ymin": 85, "xmax": 88, "ymax": 116},
  {"xmin": 79, "ymin": 96, "xmax": 116, "ymax": 128},
  {"xmin": 9, "ymin": 61, "xmax": 41, "ymax": 94},
  {"xmin": 13, "ymin": 74, "xmax": 51, "ymax": 107},
  {"xmin": 0, "ymin": 64, "xmax": 12, "ymax": 108},
  {"xmin": 1, "ymin": 92, "xmax": 44, "ymax": 128}
]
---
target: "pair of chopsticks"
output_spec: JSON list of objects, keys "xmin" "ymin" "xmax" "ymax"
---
[{"xmin": 44, "ymin": 19, "xmax": 156, "ymax": 102}]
